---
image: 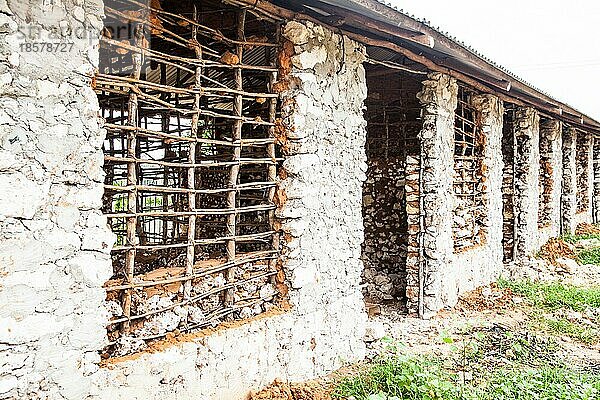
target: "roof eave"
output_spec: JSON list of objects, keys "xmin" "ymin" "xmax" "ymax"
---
[{"xmin": 335, "ymin": 0, "xmax": 600, "ymax": 132}]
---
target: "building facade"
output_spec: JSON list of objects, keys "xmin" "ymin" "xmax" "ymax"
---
[{"xmin": 0, "ymin": 0, "xmax": 599, "ymax": 399}]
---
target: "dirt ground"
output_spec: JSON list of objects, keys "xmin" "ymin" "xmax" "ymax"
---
[
  {"xmin": 250, "ymin": 280, "xmax": 599, "ymax": 399},
  {"xmin": 251, "ymin": 233, "xmax": 600, "ymax": 399}
]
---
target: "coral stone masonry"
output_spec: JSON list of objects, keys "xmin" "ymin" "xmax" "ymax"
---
[{"xmin": 1, "ymin": 0, "xmax": 600, "ymax": 399}]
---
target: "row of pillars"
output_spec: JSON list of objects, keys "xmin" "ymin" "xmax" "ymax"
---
[
  {"xmin": 412, "ymin": 73, "xmax": 598, "ymax": 317},
  {"xmin": 515, "ymin": 113, "xmax": 594, "ymax": 252}
]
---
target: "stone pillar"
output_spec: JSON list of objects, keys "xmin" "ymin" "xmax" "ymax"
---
[
  {"xmin": 416, "ymin": 73, "xmax": 457, "ymax": 317},
  {"xmin": 471, "ymin": 94, "xmax": 504, "ymax": 267},
  {"xmin": 538, "ymin": 119, "xmax": 562, "ymax": 241},
  {"xmin": 593, "ymin": 138, "xmax": 600, "ymax": 223},
  {"xmin": 513, "ymin": 107, "xmax": 540, "ymax": 260},
  {"xmin": 404, "ymin": 155, "xmax": 421, "ymax": 314},
  {"xmin": 562, "ymin": 127, "xmax": 577, "ymax": 234},
  {"xmin": 575, "ymin": 130, "xmax": 594, "ymax": 219},
  {"xmin": 589, "ymin": 134, "xmax": 595, "ymax": 217},
  {"xmin": 276, "ymin": 19, "xmax": 368, "ymax": 371}
]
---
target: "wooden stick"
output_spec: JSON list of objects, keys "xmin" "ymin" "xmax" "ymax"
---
[
  {"xmin": 225, "ymin": 10, "xmax": 246, "ymax": 308},
  {"xmin": 107, "ymin": 270, "xmax": 276, "ymax": 325},
  {"xmin": 110, "ymin": 231, "xmax": 277, "ymax": 253},
  {"xmin": 104, "ymin": 155, "xmax": 280, "ymax": 168},
  {"xmin": 104, "ymin": 181, "xmax": 276, "ymax": 195},
  {"xmin": 105, "ymin": 203, "xmax": 276, "ymax": 218},
  {"xmin": 97, "ymin": 73, "xmax": 278, "ymax": 98},
  {"xmin": 103, "ymin": 124, "xmax": 277, "ymax": 147},
  {"xmin": 184, "ymin": 6, "xmax": 201, "ymax": 301},
  {"xmin": 267, "ymin": 25, "xmax": 280, "ymax": 288},
  {"xmin": 121, "ymin": 17, "xmax": 145, "ymax": 335}
]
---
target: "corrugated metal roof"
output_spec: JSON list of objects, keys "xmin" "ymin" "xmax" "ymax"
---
[
  {"xmin": 370, "ymin": 0, "xmax": 556, "ymax": 101},
  {"xmin": 310, "ymin": 0, "xmax": 600, "ymax": 129}
]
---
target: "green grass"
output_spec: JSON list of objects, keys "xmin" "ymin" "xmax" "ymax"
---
[
  {"xmin": 497, "ymin": 280, "xmax": 599, "ymax": 344},
  {"xmin": 482, "ymin": 367, "xmax": 600, "ymax": 400},
  {"xmin": 536, "ymin": 315, "xmax": 598, "ymax": 345},
  {"xmin": 332, "ymin": 354, "xmax": 600, "ymax": 400},
  {"xmin": 334, "ymin": 280, "xmax": 600, "ymax": 399},
  {"xmin": 577, "ymin": 246, "xmax": 600, "ymax": 265},
  {"xmin": 498, "ymin": 279, "xmax": 600, "ymax": 312},
  {"xmin": 560, "ymin": 233, "xmax": 600, "ymax": 245},
  {"xmin": 558, "ymin": 232, "xmax": 600, "ymax": 264},
  {"xmin": 332, "ymin": 355, "xmax": 462, "ymax": 400}
]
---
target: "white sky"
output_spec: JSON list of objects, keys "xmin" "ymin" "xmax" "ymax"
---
[{"xmin": 390, "ymin": 0, "xmax": 600, "ymax": 121}]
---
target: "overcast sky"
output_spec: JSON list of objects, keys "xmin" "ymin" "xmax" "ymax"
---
[{"xmin": 391, "ymin": 0, "xmax": 600, "ymax": 120}]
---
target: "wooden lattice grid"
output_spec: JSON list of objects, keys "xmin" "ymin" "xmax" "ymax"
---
[
  {"xmin": 453, "ymin": 85, "xmax": 487, "ymax": 251},
  {"xmin": 364, "ymin": 62, "xmax": 422, "ymax": 160},
  {"xmin": 96, "ymin": 0, "xmax": 284, "ymax": 352}
]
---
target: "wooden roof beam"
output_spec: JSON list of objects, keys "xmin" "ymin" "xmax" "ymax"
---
[{"xmin": 299, "ymin": 0, "xmax": 435, "ymax": 48}]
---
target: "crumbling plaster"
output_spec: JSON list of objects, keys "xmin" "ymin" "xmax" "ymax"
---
[
  {"xmin": 537, "ymin": 119, "xmax": 562, "ymax": 248},
  {"xmin": 593, "ymin": 137, "xmax": 600, "ymax": 224},
  {"xmin": 562, "ymin": 127, "xmax": 578, "ymax": 234},
  {"xmin": 0, "ymin": 0, "xmax": 114, "ymax": 398},
  {"xmin": 2, "ymin": 0, "xmax": 599, "ymax": 398},
  {"xmin": 560, "ymin": 127, "xmax": 596, "ymax": 233},
  {"xmin": 415, "ymin": 73, "xmax": 457, "ymax": 316},
  {"xmin": 574, "ymin": 130, "xmax": 594, "ymax": 226},
  {"xmin": 513, "ymin": 107, "xmax": 540, "ymax": 260},
  {"xmin": 444, "ymin": 94, "xmax": 504, "ymax": 311},
  {"xmin": 416, "ymin": 79, "xmax": 504, "ymax": 316}
]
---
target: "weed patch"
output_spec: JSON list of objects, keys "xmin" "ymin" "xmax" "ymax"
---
[
  {"xmin": 498, "ymin": 279, "xmax": 600, "ymax": 311},
  {"xmin": 332, "ymin": 355, "xmax": 461, "ymax": 400},
  {"xmin": 535, "ymin": 314, "xmax": 598, "ymax": 345},
  {"xmin": 483, "ymin": 367, "xmax": 599, "ymax": 400},
  {"xmin": 577, "ymin": 246, "xmax": 600, "ymax": 265},
  {"xmin": 459, "ymin": 325, "xmax": 562, "ymax": 368},
  {"xmin": 333, "ymin": 328, "xmax": 600, "ymax": 400},
  {"xmin": 561, "ymin": 233, "xmax": 600, "ymax": 245}
]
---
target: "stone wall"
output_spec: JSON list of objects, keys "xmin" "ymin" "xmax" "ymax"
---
[
  {"xmin": 501, "ymin": 109, "xmax": 516, "ymax": 262},
  {"xmin": 562, "ymin": 127, "xmax": 578, "ymax": 234},
  {"xmin": 575, "ymin": 130, "xmax": 594, "ymax": 225},
  {"xmin": 0, "ymin": 10, "xmax": 369, "ymax": 399},
  {"xmin": 361, "ymin": 65, "xmax": 422, "ymax": 312},
  {"xmin": 537, "ymin": 119, "xmax": 562, "ymax": 247},
  {"xmin": 92, "ymin": 21, "xmax": 369, "ymax": 399},
  {"xmin": 362, "ymin": 157, "xmax": 407, "ymax": 302},
  {"xmin": 415, "ymin": 81, "xmax": 504, "ymax": 316},
  {"xmin": 3, "ymin": 1, "xmax": 597, "ymax": 398},
  {"xmin": 444, "ymin": 94, "xmax": 504, "ymax": 309},
  {"xmin": 562, "ymin": 126, "xmax": 594, "ymax": 231},
  {"xmin": 0, "ymin": 1, "xmax": 115, "ymax": 398},
  {"xmin": 404, "ymin": 155, "xmax": 421, "ymax": 314},
  {"xmin": 513, "ymin": 107, "xmax": 540, "ymax": 260},
  {"xmin": 594, "ymin": 138, "xmax": 600, "ymax": 223}
]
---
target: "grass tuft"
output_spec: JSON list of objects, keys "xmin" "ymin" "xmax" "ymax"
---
[
  {"xmin": 577, "ymin": 246, "xmax": 600, "ymax": 265},
  {"xmin": 498, "ymin": 279, "xmax": 600, "ymax": 311},
  {"xmin": 484, "ymin": 367, "xmax": 600, "ymax": 400},
  {"xmin": 332, "ymin": 355, "xmax": 461, "ymax": 400},
  {"xmin": 535, "ymin": 315, "xmax": 598, "ymax": 345},
  {"xmin": 332, "ymin": 353, "xmax": 600, "ymax": 400},
  {"xmin": 561, "ymin": 233, "xmax": 600, "ymax": 244}
]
